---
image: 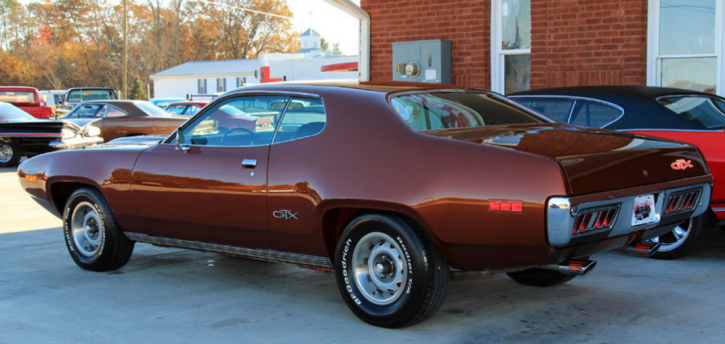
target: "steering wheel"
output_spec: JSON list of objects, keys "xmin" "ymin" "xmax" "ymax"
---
[{"xmin": 220, "ymin": 127, "xmax": 257, "ymax": 146}]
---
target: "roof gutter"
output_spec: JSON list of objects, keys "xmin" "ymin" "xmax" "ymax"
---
[{"xmin": 322, "ymin": 0, "xmax": 370, "ymax": 82}]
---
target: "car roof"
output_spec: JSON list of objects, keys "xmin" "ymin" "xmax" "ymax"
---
[
  {"xmin": 230, "ymin": 81, "xmax": 475, "ymax": 96},
  {"xmin": 0, "ymin": 86, "xmax": 38, "ymax": 92},
  {"xmin": 510, "ymin": 85, "xmax": 714, "ymax": 99}
]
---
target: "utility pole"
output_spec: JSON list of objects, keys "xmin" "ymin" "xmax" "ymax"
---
[{"xmin": 123, "ymin": 0, "xmax": 128, "ymax": 99}]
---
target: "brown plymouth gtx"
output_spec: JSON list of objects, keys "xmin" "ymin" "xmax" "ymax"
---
[
  {"xmin": 60, "ymin": 100, "xmax": 189, "ymax": 142},
  {"xmin": 18, "ymin": 83, "xmax": 713, "ymax": 328}
]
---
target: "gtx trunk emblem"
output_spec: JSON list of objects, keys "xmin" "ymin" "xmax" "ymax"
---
[{"xmin": 671, "ymin": 159, "xmax": 693, "ymax": 170}]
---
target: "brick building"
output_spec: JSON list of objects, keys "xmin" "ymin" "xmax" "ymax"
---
[{"xmin": 360, "ymin": 0, "xmax": 722, "ymax": 96}]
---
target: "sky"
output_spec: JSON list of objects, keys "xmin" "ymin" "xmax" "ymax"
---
[{"xmin": 19, "ymin": 0, "xmax": 362, "ymax": 55}]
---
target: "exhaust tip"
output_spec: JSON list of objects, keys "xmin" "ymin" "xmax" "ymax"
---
[
  {"xmin": 542, "ymin": 259, "xmax": 597, "ymax": 276},
  {"xmin": 625, "ymin": 242, "xmax": 661, "ymax": 257}
]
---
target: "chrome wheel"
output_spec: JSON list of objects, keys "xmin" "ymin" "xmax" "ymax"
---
[
  {"xmin": 0, "ymin": 143, "xmax": 13, "ymax": 163},
  {"xmin": 649, "ymin": 219, "xmax": 692, "ymax": 252},
  {"xmin": 70, "ymin": 201, "xmax": 104, "ymax": 257},
  {"xmin": 352, "ymin": 232, "xmax": 408, "ymax": 305}
]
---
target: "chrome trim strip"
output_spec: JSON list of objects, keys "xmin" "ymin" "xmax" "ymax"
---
[
  {"xmin": 712, "ymin": 208, "xmax": 725, "ymax": 213},
  {"xmin": 617, "ymin": 128, "xmax": 724, "ymax": 133},
  {"xmin": 123, "ymin": 232, "xmax": 333, "ymax": 268}
]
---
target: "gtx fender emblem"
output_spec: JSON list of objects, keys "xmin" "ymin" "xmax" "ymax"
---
[
  {"xmin": 671, "ymin": 159, "xmax": 693, "ymax": 170},
  {"xmin": 273, "ymin": 209, "xmax": 299, "ymax": 220}
]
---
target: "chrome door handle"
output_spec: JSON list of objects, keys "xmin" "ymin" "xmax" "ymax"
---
[{"xmin": 242, "ymin": 159, "xmax": 257, "ymax": 168}]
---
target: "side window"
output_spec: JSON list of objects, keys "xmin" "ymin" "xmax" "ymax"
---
[
  {"xmin": 186, "ymin": 105, "xmax": 201, "ymax": 115},
  {"xmin": 73, "ymin": 104, "xmax": 105, "ymax": 118},
  {"xmin": 105, "ymin": 106, "xmax": 127, "ymax": 118},
  {"xmin": 273, "ymin": 98, "xmax": 326, "ymax": 144},
  {"xmin": 181, "ymin": 95, "xmax": 289, "ymax": 147},
  {"xmin": 515, "ymin": 98, "xmax": 574, "ymax": 122},
  {"xmin": 569, "ymin": 100, "xmax": 623, "ymax": 128}
]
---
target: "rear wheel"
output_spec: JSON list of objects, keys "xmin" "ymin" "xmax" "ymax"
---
[
  {"xmin": 334, "ymin": 213, "xmax": 449, "ymax": 328},
  {"xmin": 63, "ymin": 188, "xmax": 135, "ymax": 271},
  {"xmin": 647, "ymin": 211, "xmax": 714, "ymax": 260},
  {"xmin": 0, "ymin": 141, "xmax": 21, "ymax": 168}
]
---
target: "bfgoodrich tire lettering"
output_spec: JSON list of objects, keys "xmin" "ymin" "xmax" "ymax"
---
[
  {"xmin": 334, "ymin": 213, "xmax": 449, "ymax": 328},
  {"xmin": 63, "ymin": 188, "xmax": 134, "ymax": 271}
]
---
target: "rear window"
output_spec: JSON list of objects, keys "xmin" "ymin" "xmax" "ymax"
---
[
  {"xmin": 658, "ymin": 96, "xmax": 725, "ymax": 129},
  {"xmin": 0, "ymin": 91, "xmax": 37, "ymax": 104},
  {"xmin": 67, "ymin": 90, "xmax": 115, "ymax": 102},
  {"xmin": 390, "ymin": 92, "xmax": 545, "ymax": 132},
  {"xmin": 134, "ymin": 101, "xmax": 168, "ymax": 116}
]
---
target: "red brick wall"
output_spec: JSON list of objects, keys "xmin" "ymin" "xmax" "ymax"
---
[
  {"xmin": 362, "ymin": 0, "xmax": 649, "ymax": 90},
  {"xmin": 530, "ymin": 0, "xmax": 648, "ymax": 89},
  {"xmin": 361, "ymin": 0, "xmax": 490, "ymax": 88}
]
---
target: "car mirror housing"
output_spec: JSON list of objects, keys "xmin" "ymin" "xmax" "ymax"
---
[{"xmin": 175, "ymin": 129, "xmax": 189, "ymax": 152}]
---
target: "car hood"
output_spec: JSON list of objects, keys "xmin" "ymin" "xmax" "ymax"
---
[
  {"xmin": 0, "ymin": 118, "xmax": 81, "ymax": 132},
  {"xmin": 425, "ymin": 124, "xmax": 709, "ymax": 195},
  {"xmin": 62, "ymin": 118, "xmax": 96, "ymax": 127}
]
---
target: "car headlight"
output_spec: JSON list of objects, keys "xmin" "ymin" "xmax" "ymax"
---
[
  {"xmin": 61, "ymin": 128, "xmax": 77, "ymax": 139},
  {"xmin": 84, "ymin": 124, "xmax": 101, "ymax": 137}
]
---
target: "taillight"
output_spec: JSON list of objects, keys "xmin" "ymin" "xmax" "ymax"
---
[
  {"xmin": 572, "ymin": 205, "xmax": 619, "ymax": 235},
  {"xmin": 663, "ymin": 189, "xmax": 700, "ymax": 216}
]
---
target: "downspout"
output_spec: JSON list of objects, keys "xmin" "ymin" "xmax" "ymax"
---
[{"xmin": 322, "ymin": 0, "xmax": 371, "ymax": 82}]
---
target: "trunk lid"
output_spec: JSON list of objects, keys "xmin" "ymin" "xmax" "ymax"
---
[{"xmin": 425, "ymin": 124, "xmax": 708, "ymax": 195}]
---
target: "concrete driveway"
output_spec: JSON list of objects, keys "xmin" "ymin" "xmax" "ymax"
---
[{"xmin": 1, "ymin": 166, "xmax": 724, "ymax": 343}]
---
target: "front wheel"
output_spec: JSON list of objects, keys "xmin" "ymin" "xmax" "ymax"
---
[
  {"xmin": 63, "ymin": 188, "xmax": 135, "ymax": 271},
  {"xmin": 646, "ymin": 211, "xmax": 714, "ymax": 260},
  {"xmin": 334, "ymin": 213, "xmax": 449, "ymax": 328},
  {"xmin": 0, "ymin": 141, "xmax": 21, "ymax": 168}
]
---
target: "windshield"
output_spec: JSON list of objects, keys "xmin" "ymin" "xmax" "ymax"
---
[
  {"xmin": 658, "ymin": 96, "xmax": 725, "ymax": 129},
  {"xmin": 390, "ymin": 92, "xmax": 545, "ymax": 132},
  {"xmin": 67, "ymin": 90, "xmax": 114, "ymax": 102},
  {"xmin": 0, "ymin": 103, "xmax": 35, "ymax": 120},
  {"xmin": 0, "ymin": 90, "xmax": 37, "ymax": 104}
]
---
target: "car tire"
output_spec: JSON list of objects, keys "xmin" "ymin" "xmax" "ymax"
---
[
  {"xmin": 647, "ymin": 211, "xmax": 714, "ymax": 260},
  {"xmin": 334, "ymin": 213, "xmax": 449, "ymax": 328},
  {"xmin": 63, "ymin": 188, "xmax": 135, "ymax": 271},
  {"xmin": 507, "ymin": 267, "xmax": 577, "ymax": 287},
  {"xmin": 0, "ymin": 141, "xmax": 21, "ymax": 168}
]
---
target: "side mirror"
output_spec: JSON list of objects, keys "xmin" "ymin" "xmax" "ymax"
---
[{"xmin": 175, "ymin": 129, "xmax": 189, "ymax": 152}]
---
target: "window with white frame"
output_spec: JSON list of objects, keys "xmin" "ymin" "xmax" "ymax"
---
[
  {"xmin": 217, "ymin": 78, "xmax": 226, "ymax": 92},
  {"xmin": 648, "ymin": 0, "xmax": 722, "ymax": 94},
  {"xmin": 491, "ymin": 0, "xmax": 531, "ymax": 94},
  {"xmin": 197, "ymin": 79, "xmax": 207, "ymax": 94}
]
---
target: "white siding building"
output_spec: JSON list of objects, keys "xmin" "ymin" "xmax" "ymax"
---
[{"xmin": 150, "ymin": 59, "xmax": 260, "ymax": 99}]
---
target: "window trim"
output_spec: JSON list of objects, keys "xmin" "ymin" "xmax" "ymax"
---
[
  {"xmin": 491, "ymin": 0, "xmax": 531, "ymax": 94},
  {"xmin": 647, "ymin": 0, "xmax": 724, "ymax": 95}
]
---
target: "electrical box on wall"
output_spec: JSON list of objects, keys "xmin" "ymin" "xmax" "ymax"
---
[{"xmin": 392, "ymin": 39, "xmax": 451, "ymax": 84}]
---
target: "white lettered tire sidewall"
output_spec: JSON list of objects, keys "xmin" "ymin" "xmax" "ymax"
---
[
  {"xmin": 62, "ymin": 188, "xmax": 134, "ymax": 271},
  {"xmin": 335, "ymin": 213, "xmax": 445, "ymax": 328}
]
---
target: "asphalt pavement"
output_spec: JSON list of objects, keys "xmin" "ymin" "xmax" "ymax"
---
[{"xmin": 1, "ymin": 166, "xmax": 724, "ymax": 343}]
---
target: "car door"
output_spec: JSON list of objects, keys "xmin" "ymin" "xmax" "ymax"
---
[{"xmin": 129, "ymin": 94, "xmax": 290, "ymax": 249}]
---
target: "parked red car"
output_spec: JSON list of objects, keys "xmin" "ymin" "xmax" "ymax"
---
[
  {"xmin": 0, "ymin": 86, "xmax": 54, "ymax": 119},
  {"xmin": 164, "ymin": 100, "xmax": 208, "ymax": 116},
  {"xmin": 18, "ymin": 83, "xmax": 712, "ymax": 327},
  {"xmin": 511, "ymin": 86, "xmax": 725, "ymax": 259}
]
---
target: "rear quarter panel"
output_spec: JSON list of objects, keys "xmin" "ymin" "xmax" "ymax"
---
[{"xmin": 266, "ymin": 87, "xmax": 569, "ymax": 269}]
